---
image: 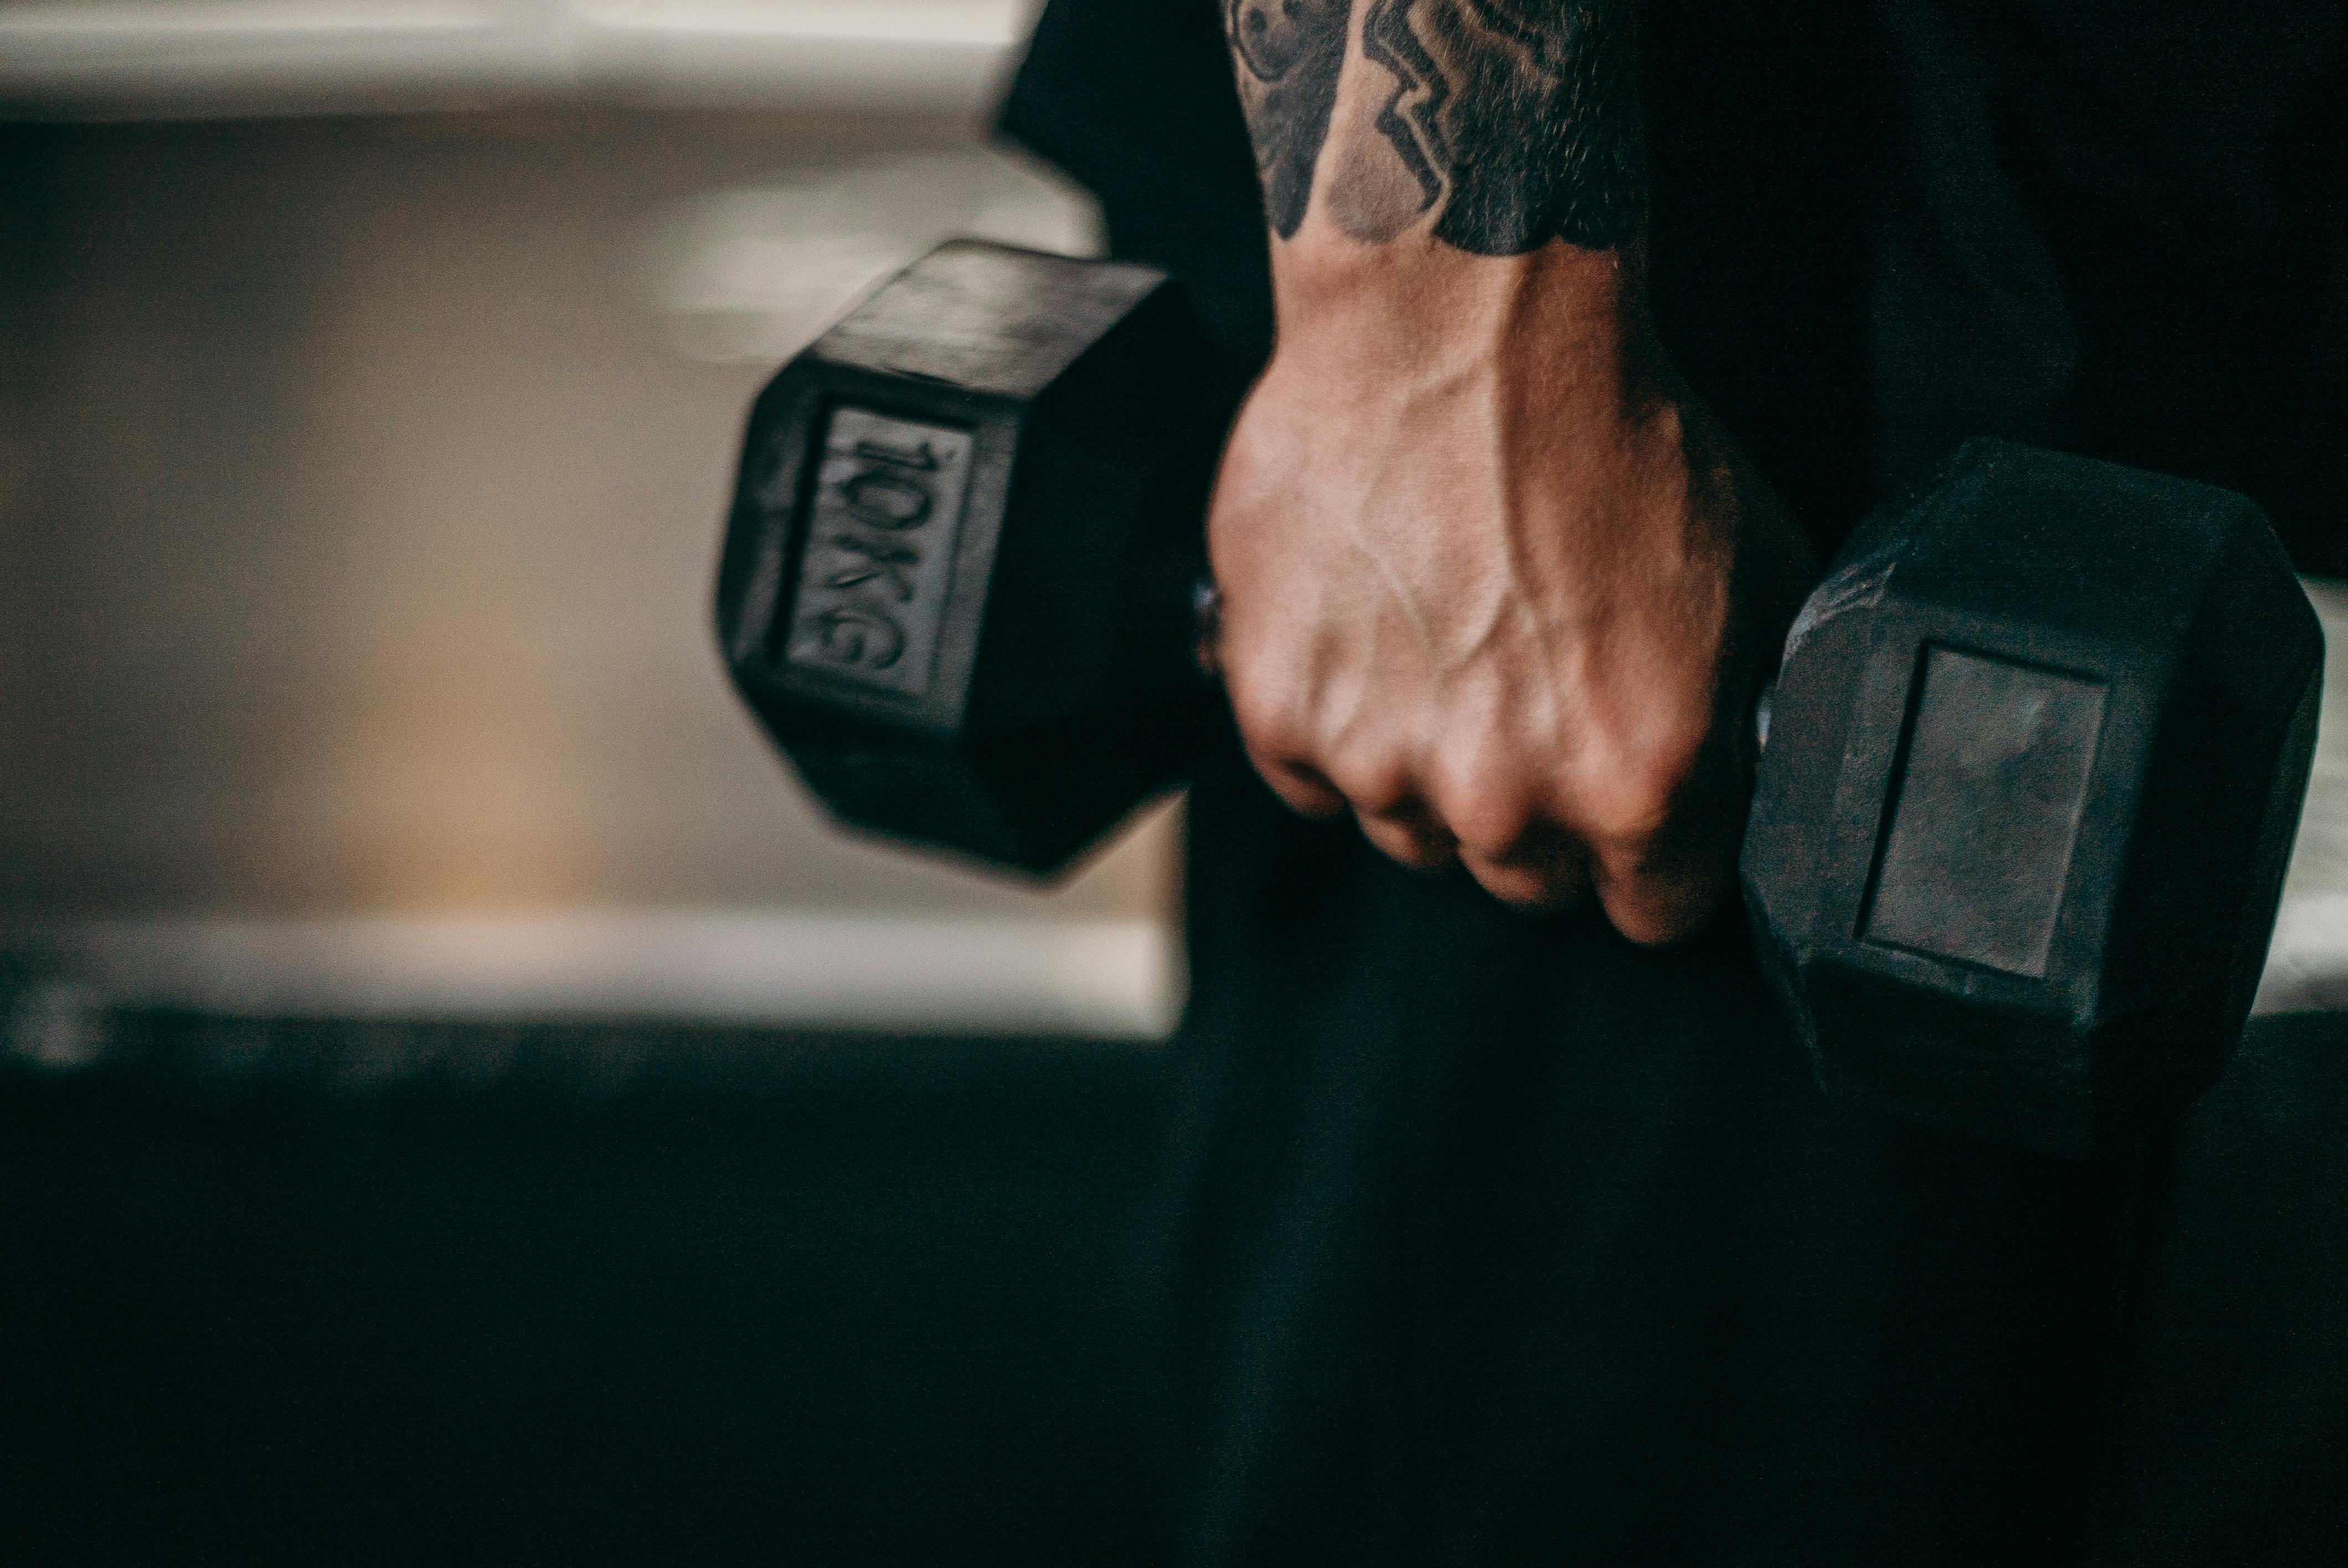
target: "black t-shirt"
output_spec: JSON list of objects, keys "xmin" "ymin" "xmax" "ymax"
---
[{"xmin": 1001, "ymin": 6, "xmax": 2347, "ymax": 1564}]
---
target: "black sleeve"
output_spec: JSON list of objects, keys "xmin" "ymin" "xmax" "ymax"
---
[{"xmin": 997, "ymin": 0, "xmax": 1275, "ymax": 380}]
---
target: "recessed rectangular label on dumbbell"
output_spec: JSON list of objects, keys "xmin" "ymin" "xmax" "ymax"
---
[
  {"xmin": 1862, "ymin": 647, "xmax": 2107, "ymax": 978},
  {"xmin": 783, "ymin": 407, "xmax": 975, "ymax": 698}
]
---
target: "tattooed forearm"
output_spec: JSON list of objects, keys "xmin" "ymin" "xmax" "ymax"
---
[
  {"xmin": 1360, "ymin": 1, "xmax": 1644, "ymax": 250},
  {"xmin": 1223, "ymin": 0, "xmax": 1352, "ymax": 239},
  {"xmin": 1223, "ymin": 0, "xmax": 1646, "ymax": 255}
]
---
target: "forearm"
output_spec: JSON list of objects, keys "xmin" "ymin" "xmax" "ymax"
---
[
  {"xmin": 1224, "ymin": 0, "xmax": 1660, "ymax": 440},
  {"xmin": 1221, "ymin": 1, "xmax": 1647, "ymax": 259}
]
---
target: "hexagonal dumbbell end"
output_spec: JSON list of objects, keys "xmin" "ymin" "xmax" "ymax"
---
[
  {"xmin": 1743, "ymin": 440, "xmax": 2325, "ymax": 1158},
  {"xmin": 714, "ymin": 241, "xmax": 1231, "ymax": 874}
]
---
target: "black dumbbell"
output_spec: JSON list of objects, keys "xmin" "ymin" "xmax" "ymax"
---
[{"xmin": 715, "ymin": 240, "xmax": 2324, "ymax": 1157}]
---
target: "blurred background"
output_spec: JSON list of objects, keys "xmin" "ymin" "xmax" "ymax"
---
[
  {"xmin": 1, "ymin": 4, "xmax": 2346, "ymax": 1564},
  {"xmin": 0, "ymin": 0, "xmax": 1178, "ymax": 1043},
  {"xmin": 0, "ymin": 5, "xmax": 1176, "ymax": 1562}
]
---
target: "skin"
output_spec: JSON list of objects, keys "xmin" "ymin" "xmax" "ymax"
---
[{"xmin": 1216, "ymin": 0, "xmax": 1815, "ymax": 942}]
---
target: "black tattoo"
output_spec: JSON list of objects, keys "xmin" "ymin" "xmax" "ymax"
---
[
  {"xmin": 1365, "ymin": 1, "xmax": 1644, "ymax": 252},
  {"xmin": 1223, "ymin": 0, "xmax": 1352, "ymax": 239},
  {"xmin": 1224, "ymin": 0, "xmax": 1646, "ymax": 255}
]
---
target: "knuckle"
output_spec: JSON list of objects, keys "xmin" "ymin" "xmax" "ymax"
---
[
  {"xmin": 1224, "ymin": 672, "xmax": 1308, "ymax": 764},
  {"xmin": 1269, "ymin": 772, "xmax": 1347, "ymax": 821},
  {"xmin": 1599, "ymin": 891, "xmax": 1681, "ymax": 947},
  {"xmin": 1361, "ymin": 816, "xmax": 1451, "ymax": 871},
  {"xmin": 1421, "ymin": 730, "xmax": 1546, "ymax": 862},
  {"xmin": 1599, "ymin": 877, "xmax": 1727, "ymax": 948},
  {"xmin": 1592, "ymin": 833, "xmax": 1736, "ymax": 947},
  {"xmin": 1579, "ymin": 751, "xmax": 1695, "ymax": 850},
  {"xmin": 1329, "ymin": 757, "xmax": 1418, "ymax": 822},
  {"xmin": 1441, "ymin": 787, "xmax": 1542, "ymax": 863},
  {"xmin": 1463, "ymin": 853, "xmax": 1583, "ymax": 912}
]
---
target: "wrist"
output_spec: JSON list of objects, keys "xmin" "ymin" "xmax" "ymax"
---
[
  {"xmin": 1275, "ymin": 225, "xmax": 1643, "ymax": 325},
  {"xmin": 1264, "ymin": 231, "xmax": 1668, "ymax": 416}
]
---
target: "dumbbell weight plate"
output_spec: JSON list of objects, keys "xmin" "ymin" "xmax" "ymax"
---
[
  {"xmin": 1743, "ymin": 441, "xmax": 2324, "ymax": 1157},
  {"xmin": 714, "ymin": 241, "xmax": 1228, "ymax": 871}
]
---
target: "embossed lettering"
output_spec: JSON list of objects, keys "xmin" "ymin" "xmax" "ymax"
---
[
  {"xmin": 823, "ymin": 532, "xmax": 920, "ymax": 601},
  {"xmin": 853, "ymin": 435, "xmax": 940, "ymax": 471},
  {"xmin": 842, "ymin": 470, "xmax": 933, "ymax": 530},
  {"xmin": 783, "ymin": 408, "xmax": 976, "ymax": 698},
  {"xmin": 810, "ymin": 606, "xmax": 906, "ymax": 670}
]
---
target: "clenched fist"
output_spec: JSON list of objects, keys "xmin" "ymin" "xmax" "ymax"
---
[{"xmin": 1207, "ymin": 238, "xmax": 1814, "ymax": 944}]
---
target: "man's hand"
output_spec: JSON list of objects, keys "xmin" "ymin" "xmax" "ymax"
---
[
  {"xmin": 1217, "ymin": 0, "xmax": 1815, "ymax": 943},
  {"xmin": 1209, "ymin": 238, "xmax": 1813, "ymax": 943}
]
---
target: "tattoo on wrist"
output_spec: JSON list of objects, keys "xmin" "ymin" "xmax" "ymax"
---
[
  {"xmin": 1224, "ymin": 1, "xmax": 1646, "ymax": 255},
  {"xmin": 1223, "ymin": 0, "xmax": 1352, "ymax": 239}
]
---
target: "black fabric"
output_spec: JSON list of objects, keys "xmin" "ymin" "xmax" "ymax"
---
[
  {"xmin": 1168, "ymin": 766, "xmax": 2157, "ymax": 1565},
  {"xmin": 1001, "ymin": 4, "xmax": 2348, "ymax": 1563}
]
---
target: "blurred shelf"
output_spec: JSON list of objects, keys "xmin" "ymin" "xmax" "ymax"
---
[
  {"xmin": 4, "ymin": 909, "xmax": 1179, "ymax": 1046},
  {"xmin": 2258, "ymin": 577, "xmax": 2348, "ymax": 1015},
  {"xmin": 0, "ymin": 1, "xmax": 1039, "ymax": 119}
]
